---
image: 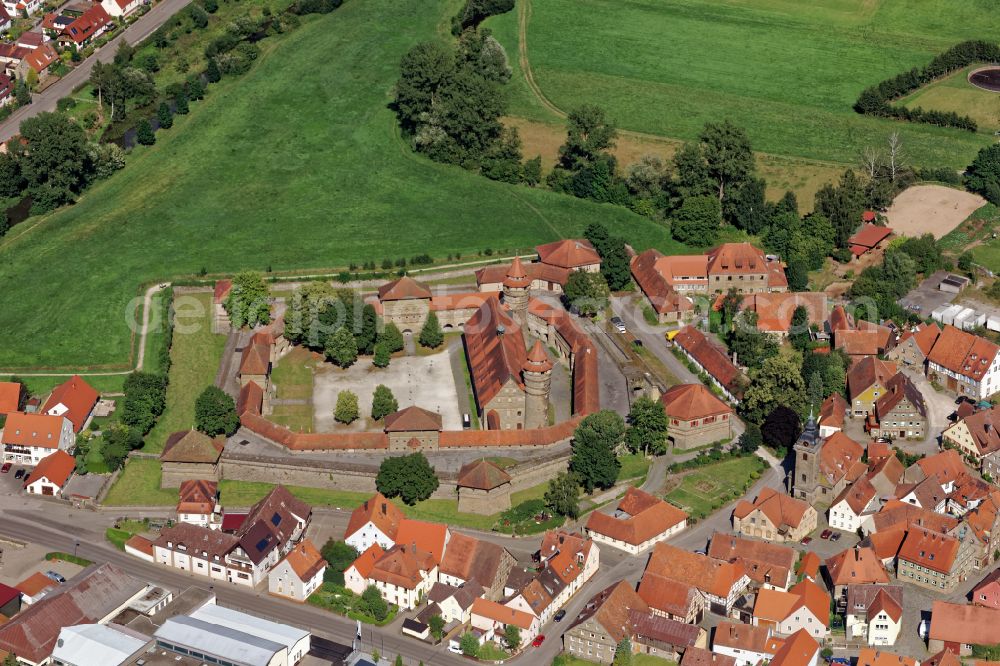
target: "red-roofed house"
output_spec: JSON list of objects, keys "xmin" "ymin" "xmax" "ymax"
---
[
  {"xmin": 768, "ymin": 629, "xmax": 820, "ymax": 666},
  {"xmin": 23, "ymin": 43, "xmax": 57, "ymax": 77},
  {"xmin": 472, "ymin": 597, "xmax": 539, "ymax": 649},
  {"xmin": 42, "ymin": 375, "xmax": 98, "ymax": 432},
  {"xmin": 57, "ymin": 3, "xmax": 112, "ymax": 46},
  {"xmin": 889, "ymin": 322, "xmax": 941, "ymax": 367},
  {"xmin": 897, "ymin": 525, "xmax": 972, "ymax": 593},
  {"xmin": 344, "ymin": 492, "xmax": 404, "ymax": 553},
  {"xmin": 176, "ymin": 479, "xmax": 220, "ymax": 529},
  {"xmin": 849, "ymin": 224, "xmax": 893, "ymax": 259},
  {"xmin": 752, "ymin": 579, "xmax": 830, "ymax": 638},
  {"xmin": 0, "ymin": 7, "xmax": 11, "ymax": 32},
  {"xmin": 845, "ymin": 585, "xmax": 904, "ymax": 646},
  {"xmin": 535, "ymin": 238, "xmax": 601, "ymax": 272},
  {"xmin": 100, "ymin": 0, "xmax": 142, "ymax": 17},
  {"xmin": 641, "ymin": 542, "xmax": 750, "ymax": 615},
  {"xmin": 928, "ymin": 600, "xmax": 1000, "ymax": 655},
  {"xmin": 672, "ymin": 325, "xmax": 744, "ymax": 402},
  {"xmin": 268, "ymin": 538, "xmax": 326, "ymax": 601},
  {"xmin": 0, "ymin": 381, "xmax": 21, "ymax": 414},
  {"xmin": 22, "ymin": 449, "xmax": 74, "ymax": 496},
  {"xmin": 818, "ymin": 393, "xmax": 847, "ymax": 438},
  {"xmin": 927, "ymin": 325, "xmax": 1000, "ymax": 400},
  {"xmin": 586, "ymin": 487, "xmax": 688, "ymax": 553},
  {"xmin": 732, "ymin": 488, "xmax": 818, "ymax": 543},
  {"xmin": 659, "ymin": 383, "xmax": 734, "ymax": 450},
  {"xmin": 2, "ymin": 412, "xmax": 74, "ymax": 466},
  {"xmin": 738, "ymin": 292, "xmax": 827, "ymax": 336},
  {"xmin": 344, "ymin": 544, "xmax": 385, "ymax": 595}
]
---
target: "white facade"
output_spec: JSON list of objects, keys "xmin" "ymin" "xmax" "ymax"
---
[
  {"xmin": 152, "ymin": 543, "xmax": 266, "ymax": 587},
  {"xmin": 344, "ymin": 563, "xmax": 369, "ymax": 596},
  {"xmin": 436, "ymin": 594, "xmax": 472, "ymax": 624},
  {"xmin": 757, "ymin": 606, "xmax": 828, "ymax": 639},
  {"xmin": 24, "ymin": 473, "xmax": 65, "ymax": 497},
  {"xmin": 928, "ymin": 353, "xmax": 1000, "ymax": 401},
  {"xmin": 587, "ymin": 519, "xmax": 687, "ymax": 555},
  {"xmin": 713, "ymin": 642, "xmax": 778, "ymax": 666},
  {"xmin": 506, "ymin": 546, "xmax": 600, "ymax": 625},
  {"xmin": 370, "ymin": 564, "xmax": 438, "ymax": 610},
  {"xmin": 847, "ymin": 609, "xmax": 901, "ymax": 646},
  {"xmin": 267, "ymin": 557, "xmax": 325, "ymax": 601},
  {"xmin": 829, "ymin": 497, "xmax": 876, "ymax": 533},
  {"xmin": 345, "ymin": 521, "xmax": 393, "ymax": 554},
  {"xmin": 100, "ymin": 0, "xmax": 142, "ymax": 17},
  {"xmin": 2, "ymin": 416, "xmax": 74, "ymax": 465},
  {"xmin": 177, "ymin": 510, "xmax": 221, "ymax": 529},
  {"xmin": 3, "ymin": 0, "xmax": 42, "ymax": 17}
]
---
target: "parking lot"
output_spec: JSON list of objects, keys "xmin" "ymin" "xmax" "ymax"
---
[
  {"xmin": 0, "ymin": 464, "xmax": 30, "ymax": 496},
  {"xmin": 899, "ymin": 270, "xmax": 955, "ymax": 316}
]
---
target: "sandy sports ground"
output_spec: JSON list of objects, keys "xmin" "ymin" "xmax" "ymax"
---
[{"xmin": 885, "ymin": 184, "xmax": 986, "ymax": 239}]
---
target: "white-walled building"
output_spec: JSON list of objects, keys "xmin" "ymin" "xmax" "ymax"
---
[
  {"xmin": 829, "ymin": 478, "xmax": 879, "ymax": 533},
  {"xmin": 845, "ymin": 585, "xmax": 903, "ymax": 646},
  {"xmin": 585, "ymin": 487, "xmax": 688, "ymax": 554},
  {"xmin": 268, "ymin": 539, "xmax": 326, "ymax": 602},
  {"xmin": 2, "ymin": 412, "xmax": 74, "ymax": 466}
]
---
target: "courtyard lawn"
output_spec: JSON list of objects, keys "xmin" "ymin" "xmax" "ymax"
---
[
  {"xmin": 487, "ymin": 0, "xmax": 999, "ymax": 173},
  {"xmin": 665, "ymin": 455, "xmax": 766, "ymax": 519},
  {"xmin": 0, "ymin": 0, "xmax": 684, "ymax": 371},
  {"xmin": 617, "ymin": 453, "xmax": 651, "ymax": 482},
  {"xmin": 142, "ymin": 293, "xmax": 226, "ymax": 454},
  {"xmin": 102, "ymin": 458, "xmax": 179, "ymax": 506},
  {"xmin": 271, "ymin": 347, "xmax": 317, "ymax": 400}
]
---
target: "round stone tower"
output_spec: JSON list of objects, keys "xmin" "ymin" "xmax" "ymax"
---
[
  {"xmin": 522, "ymin": 339, "xmax": 553, "ymax": 429},
  {"xmin": 502, "ymin": 256, "xmax": 531, "ymax": 328}
]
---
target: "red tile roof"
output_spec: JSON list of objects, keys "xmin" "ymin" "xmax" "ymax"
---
[
  {"xmin": 42, "ymin": 375, "xmax": 98, "ymax": 432},
  {"xmin": 825, "ymin": 546, "xmax": 890, "ymax": 586},
  {"xmin": 659, "ymin": 383, "xmax": 731, "ymax": 421},
  {"xmin": 797, "ymin": 551, "xmax": 821, "ymax": 580},
  {"xmin": 928, "ymin": 325, "xmax": 1000, "ymax": 384},
  {"xmin": 438, "ymin": 532, "xmax": 508, "ymax": 589},
  {"xmin": 23, "ymin": 450, "xmax": 74, "ymax": 489},
  {"xmin": 849, "ymin": 223, "xmax": 893, "ymax": 250},
  {"xmin": 753, "ymin": 579, "xmax": 830, "ymax": 627},
  {"xmin": 237, "ymin": 380, "xmax": 264, "ymax": 416},
  {"xmin": 456, "ymin": 459, "xmax": 511, "ymax": 490},
  {"xmin": 683, "ymin": 647, "xmax": 737, "ymax": 666},
  {"xmin": 177, "ymin": 479, "xmax": 217, "ymax": 515},
  {"xmin": 14, "ymin": 573, "xmax": 55, "ymax": 598},
  {"xmin": 708, "ymin": 532, "xmax": 796, "ymax": 588},
  {"xmin": 24, "ymin": 43, "xmax": 57, "ymax": 73},
  {"xmin": 2, "ymin": 412, "xmax": 67, "ymax": 449},
  {"xmin": 897, "ymin": 525, "xmax": 960, "ymax": 574},
  {"xmin": 239, "ymin": 340, "xmax": 271, "ymax": 376},
  {"xmin": 524, "ymin": 339, "xmax": 554, "ymax": 373},
  {"xmin": 472, "ymin": 597, "xmax": 535, "ymax": 630},
  {"xmin": 569, "ymin": 580, "xmax": 648, "ymax": 643},
  {"xmin": 383, "ymin": 406, "xmax": 442, "ymax": 432},
  {"xmin": 160, "ymin": 429, "xmax": 224, "ymax": 463},
  {"xmin": 740, "ymin": 292, "xmax": 827, "ymax": 333},
  {"xmin": 369, "ymin": 544, "xmax": 435, "ymax": 590},
  {"xmin": 915, "ymin": 449, "xmax": 967, "ymax": 487},
  {"xmin": 124, "ymin": 535, "xmax": 153, "ymax": 557},
  {"xmin": 644, "ymin": 542, "xmax": 746, "ymax": 599},
  {"xmin": 847, "ymin": 357, "xmax": 898, "ymax": 400},
  {"xmin": 503, "ymin": 256, "xmax": 531, "ymax": 289},
  {"xmin": 875, "ymin": 372, "xmax": 926, "ymax": 421},
  {"xmin": 586, "ymin": 487, "xmax": 687, "ymax": 546},
  {"xmin": 733, "ymin": 487, "xmax": 812, "ymax": 531},
  {"xmin": 819, "ymin": 393, "xmax": 847, "ymax": 430},
  {"xmin": 769, "ymin": 629, "xmax": 819, "ymax": 666},
  {"xmin": 630, "ymin": 249, "xmax": 694, "ymax": 316},
  {"xmin": 856, "ymin": 648, "xmax": 917, "ymax": 666},
  {"xmin": 713, "ymin": 621, "xmax": 785, "ymax": 655},
  {"xmin": 282, "ymin": 539, "xmax": 326, "ymax": 582},
  {"xmin": 0, "ymin": 382, "xmax": 20, "ymax": 414},
  {"xmin": 705, "ymin": 243, "xmax": 768, "ymax": 275},
  {"xmin": 475, "ymin": 262, "xmax": 571, "ymax": 289},
  {"xmin": 951, "ymin": 404, "xmax": 1000, "ymax": 456},
  {"xmin": 929, "ymin": 600, "xmax": 1000, "ymax": 646},
  {"xmin": 636, "ymin": 572, "xmax": 701, "ymax": 618},
  {"xmin": 348, "ymin": 544, "xmax": 385, "ymax": 579},
  {"xmin": 673, "ymin": 325, "xmax": 743, "ymax": 398},
  {"xmin": 897, "ymin": 323, "xmax": 941, "ymax": 356},
  {"xmin": 60, "ymin": 3, "xmax": 111, "ymax": 44},
  {"xmin": 377, "ymin": 276, "xmax": 432, "ymax": 301},
  {"xmin": 535, "ymin": 239, "xmax": 601, "ymax": 269},
  {"xmin": 395, "ymin": 518, "xmax": 449, "ymax": 564},
  {"xmin": 463, "ymin": 297, "xmax": 526, "ymax": 406}
]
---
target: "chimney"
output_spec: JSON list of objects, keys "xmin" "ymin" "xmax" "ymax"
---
[{"xmin": 381, "ymin": 502, "xmax": 386, "ymax": 514}]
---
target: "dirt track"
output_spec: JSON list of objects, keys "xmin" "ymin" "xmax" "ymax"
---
[{"xmin": 885, "ymin": 184, "xmax": 986, "ymax": 239}]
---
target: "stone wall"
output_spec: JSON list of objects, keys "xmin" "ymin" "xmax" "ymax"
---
[{"xmin": 161, "ymin": 461, "xmax": 220, "ymax": 488}]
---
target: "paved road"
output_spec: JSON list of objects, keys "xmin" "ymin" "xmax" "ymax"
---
[{"xmin": 0, "ymin": 0, "xmax": 194, "ymax": 144}]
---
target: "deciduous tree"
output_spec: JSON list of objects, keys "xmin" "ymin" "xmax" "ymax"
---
[
  {"xmin": 225, "ymin": 271, "xmax": 270, "ymax": 328},
  {"xmin": 544, "ymin": 471, "xmax": 580, "ymax": 519},
  {"xmin": 195, "ymin": 385, "xmax": 239, "ymax": 436},
  {"xmin": 371, "ymin": 384, "xmax": 398, "ymax": 421},
  {"xmin": 563, "ymin": 270, "xmax": 610, "ymax": 316},
  {"xmin": 334, "ymin": 390, "xmax": 359, "ymax": 424},
  {"xmin": 360, "ymin": 585, "xmax": 388, "ymax": 621},
  {"xmin": 376, "ymin": 453, "xmax": 439, "ymax": 504},
  {"xmin": 671, "ymin": 195, "xmax": 721, "ymax": 246},
  {"xmin": 966, "ymin": 143, "xmax": 1000, "ymax": 205},
  {"xmin": 570, "ymin": 410, "xmax": 624, "ymax": 492},
  {"xmin": 699, "ymin": 120, "xmax": 754, "ymax": 202},
  {"xmin": 319, "ymin": 540, "xmax": 358, "ymax": 585},
  {"xmin": 558, "ymin": 104, "xmax": 617, "ymax": 170},
  {"xmin": 740, "ymin": 355, "xmax": 807, "ymax": 424},
  {"xmin": 625, "ymin": 396, "xmax": 668, "ymax": 455},
  {"xmin": 762, "ymin": 406, "xmax": 801, "ymax": 449},
  {"xmin": 326, "ymin": 326, "xmax": 359, "ymax": 368}
]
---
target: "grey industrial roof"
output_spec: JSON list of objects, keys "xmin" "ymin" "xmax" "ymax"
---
[
  {"xmin": 156, "ymin": 616, "xmax": 284, "ymax": 666},
  {"xmin": 190, "ymin": 602, "xmax": 309, "ymax": 648}
]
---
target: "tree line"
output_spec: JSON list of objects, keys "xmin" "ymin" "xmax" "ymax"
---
[{"xmin": 854, "ymin": 40, "xmax": 1000, "ymax": 132}]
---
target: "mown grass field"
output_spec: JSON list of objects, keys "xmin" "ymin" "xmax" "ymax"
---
[
  {"xmin": 665, "ymin": 455, "xmax": 766, "ymax": 518},
  {"xmin": 0, "ymin": 0, "xmax": 686, "ymax": 371},
  {"xmin": 487, "ymin": 0, "xmax": 1000, "ymax": 170}
]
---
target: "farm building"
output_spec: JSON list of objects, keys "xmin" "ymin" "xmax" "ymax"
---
[{"xmin": 848, "ymin": 224, "xmax": 893, "ymax": 259}]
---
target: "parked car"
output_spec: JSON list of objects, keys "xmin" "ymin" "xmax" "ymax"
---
[
  {"xmin": 447, "ymin": 642, "xmax": 462, "ymax": 654},
  {"xmin": 554, "ymin": 609, "xmax": 566, "ymax": 622},
  {"xmin": 801, "ymin": 536, "xmax": 812, "ymax": 545},
  {"xmin": 45, "ymin": 571, "xmax": 66, "ymax": 584},
  {"xmin": 820, "ymin": 529, "xmax": 832, "ymax": 539},
  {"xmin": 532, "ymin": 635, "xmax": 546, "ymax": 648},
  {"xmin": 14, "ymin": 469, "xmax": 25, "ymax": 480},
  {"xmin": 1, "ymin": 463, "xmax": 10, "ymax": 473},
  {"xmin": 830, "ymin": 532, "xmax": 842, "ymax": 542},
  {"xmin": 610, "ymin": 316, "xmax": 626, "ymax": 333},
  {"xmin": 462, "ymin": 413, "xmax": 471, "ymax": 429}
]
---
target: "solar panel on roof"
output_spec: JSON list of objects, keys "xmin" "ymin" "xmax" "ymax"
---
[
  {"xmin": 271, "ymin": 512, "xmax": 281, "ymax": 526},
  {"xmin": 256, "ymin": 537, "xmax": 270, "ymax": 552}
]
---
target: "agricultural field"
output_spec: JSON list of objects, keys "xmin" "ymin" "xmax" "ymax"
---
[
  {"xmin": 665, "ymin": 455, "xmax": 766, "ymax": 518},
  {"xmin": 0, "ymin": 0, "xmax": 685, "ymax": 371},
  {"xmin": 487, "ymin": 0, "xmax": 1000, "ymax": 181}
]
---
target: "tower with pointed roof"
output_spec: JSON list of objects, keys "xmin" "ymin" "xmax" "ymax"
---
[
  {"xmin": 792, "ymin": 410, "xmax": 822, "ymax": 502},
  {"xmin": 522, "ymin": 340, "xmax": 553, "ymax": 429},
  {"xmin": 502, "ymin": 256, "xmax": 531, "ymax": 329}
]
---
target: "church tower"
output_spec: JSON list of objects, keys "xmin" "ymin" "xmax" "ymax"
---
[
  {"xmin": 502, "ymin": 256, "xmax": 531, "ymax": 329},
  {"xmin": 792, "ymin": 410, "xmax": 821, "ymax": 503},
  {"xmin": 522, "ymin": 339, "xmax": 553, "ymax": 429}
]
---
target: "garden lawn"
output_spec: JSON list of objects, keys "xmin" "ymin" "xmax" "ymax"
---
[
  {"xmin": 617, "ymin": 453, "xmax": 650, "ymax": 482},
  {"xmin": 665, "ymin": 455, "xmax": 766, "ymax": 518},
  {"xmin": 0, "ymin": 0, "xmax": 683, "ymax": 370},
  {"xmin": 307, "ymin": 582, "xmax": 398, "ymax": 626},
  {"xmin": 142, "ymin": 292, "xmax": 226, "ymax": 454},
  {"xmin": 269, "ymin": 346, "xmax": 316, "ymax": 431},
  {"xmin": 487, "ymin": 0, "xmax": 1000, "ymax": 168},
  {"xmin": 102, "ymin": 458, "xmax": 178, "ymax": 506}
]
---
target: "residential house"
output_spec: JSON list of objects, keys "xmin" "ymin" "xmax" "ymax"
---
[
  {"xmin": 437, "ymin": 531, "xmax": 514, "ymax": 601},
  {"xmin": 928, "ymin": 600, "xmax": 1000, "ymax": 656},
  {"xmin": 825, "ymin": 546, "xmax": 890, "ymax": 601},
  {"xmin": 732, "ymin": 487, "xmax": 818, "ymax": 543},
  {"xmin": 892, "ymin": 477, "xmax": 947, "ymax": 514},
  {"xmin": 506, "ymin": 530, "xmax": 598, "ymax": 625},
  {"xmin": 15, "ymin": 572, "xmax": 56, "ymax": 605},
  {"xmin": 5, "ymin": 0, "xmax": 42, "ymax": 17},
  {"xmin": 889, "ymin": 323, "xmax": 941, "ymax": 367},
  {"xmin": 23, "ymin": 43, "xmax": 57, "ymax": 77},
  {"xmin": 752, "ymin": 579, "xmax": 830, "ymax": 639},
  {"xmin": 835, "ymin": 321, "xmax": 896, "ymax": 361},
  {"xmin": 856, "ymin": 648, "xmax": 918, "ymax": 666},
  {"xmin": 636, "ymin": 569, "xmax": 707, "ymax": 624},
  {"xmin": 925, "ymin": 651, "xmax": 961, "ymax": 666},
  {"xmin": 711, "ymin": 621, "xmax": 785, "ymax": 666},
  {"xmin": 792, "ymin": 423, "xmax": 866, "ymax": 505},
  {"xmin": 58, "ymin": 4, "xmax": 112, "ymax": 47},
  {"xmin": 707, "ymin": 532, "xmax": 797, "ymax": 591},
  {"xmin": 22, "ymin": 449, "xmax": 74, "ymax": 497},
  {"xmin": 897, "ymin": 525, "xmax": 973, "ymax": 593},
  {"xmin": 366, "ymin": 543, "xmax": 438, "ymax": 610},
  {"xmin": 797, "ymin": 552, "xmax": 821, "ymax": 583},
  {"xmin": 344, "ymin": 492, "xmax": 404, "ymax": 553},
  {"xmin": 818, "ymin": 393, "xmax": 847, "ymax": 438},
  {"xmin": 2, "ymin": 412, "xmax": 74, "ymax": 466},
  {"xmin": 870, "ymin": 372, "xmax": 928, "ymax": 440},
  {"xmin": 535, "ymin": 238, "xmax": 601, "ymax": 272},
  {"xmin": 848, "ymin": 357, "xmax": 899, "ymax": 417},
  {"xmin": 629, "ymin": 249, "xmax": 697, "ymax": 324},
  {"xmin": 640, "ymin": 542, "xmax": 750, "ymax": 615},
  {"xmin": 943, "ymin": 403, "xmax": 1000, "ymax": 466},
  {"xmin": 585, "ymin": 486, "xmax": 688, "ymax": 554},
  {"xmin": 972, "ymin": 568, "xmax": 1000, "ymax": 609},
  {"xmin": 764, "ymin": 629, "xmax": 820, "ymax": 666},
  {"xmin": 630, "ymin": 610, "xmax": 708, "ymax": 662},
  {"xmin": 42, "ymin": 375, "xmax": 98, "ymax": 433},
  {"xmin": 926, "ymin": 325, "xmax": 1000, "ymax": 400},
  {"xmin": 0, "ymin": 7, "xmax": 11, "ymax": 32},
  {"xmin": 100, "ymin": 0, "xmax": 142, "ymax": 17},
  {"xmin": 395, "ymin": 518, "xmax": 449, "ymax": 568},
  {"xmin": 176, "ymin": 479, "xmax": 220, "ymax": 529},
  {"xmin": 0, "ymin": 380, "xmax": 21, "ymax": 413},
  {"xmin": 471, "ymin": 597, "xmax": 538, "ymax": 650},
  {"xmin": 424, "ymin": 581, "xmax": 482, "ymax": 624},
  {"xmin": 659, "ymin": 383, "xmax": 734, "ymax": 450},
  {"xmin": 672, "ymin": 325, "xmax": 745, "ymax": 402},
  {"xmin": 268, "ymin": 539, "xmax": 326, "ymax": 601},
  {"xmin": 863, "ymin": 500, "xmax": 958, "ymax": 537},
  {"xmin": 829, "ymin": 477, "xmax": 880, "ymax": 533},
  {"xmin": 0, "ymin": 564, "xmax": 153, "ymax": 666},
  {"xmin": 683, "ymin": 647, "xmax": 738, "ymax": 666},
  {"xmin": 845, "ymin": 584, "xmax": 904, "ymax": 646},
  {"xmin": 344, "ymin": 544, "xmax": 384, "ymax": 595},
  {"xmin": 736, "ymin": 292, "xmax": 827, "ymax": 337},
  {"xmin": 563, "ymin": 581, "xmax": 645, "ymax": 665},
  {"xmin": 905, "ymin": 450, "xmax": 967, "ymax": 495}
]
